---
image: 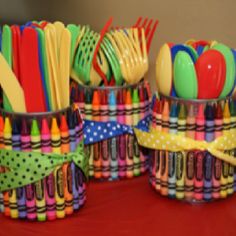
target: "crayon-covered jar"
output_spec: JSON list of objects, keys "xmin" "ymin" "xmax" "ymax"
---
[
  {"xmin": 0, "ymin": 106, "xmax": 88, "ymax": 221},
  {"xmin": 74, "ymin": 80, "xmax": 151, "ymax": 181},
  {"xmin": 135, "ymin": 94, "xmax": 236, "ymax": 203}
]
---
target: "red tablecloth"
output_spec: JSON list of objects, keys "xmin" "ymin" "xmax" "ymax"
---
[{"xmin": 1, "ymin": 174, "xmax": 236, "ymax": 236}]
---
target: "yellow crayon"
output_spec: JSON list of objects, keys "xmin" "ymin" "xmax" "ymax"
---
[
  {"xmin": 51, "ymin": 118, "xmax": 65, "ymax": 219},
  {"xmin": 4, "ymin": 117, "xmax": 18, "ymax": 219}
]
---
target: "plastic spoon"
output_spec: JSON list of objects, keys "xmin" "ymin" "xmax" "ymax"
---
[
  {"xmin": 195, "ymin": 49, "xmax": 226, "ymax": 99},
  {"xmin": 173, "ymin": 51, "xmax": 198, "ymax": 99},
  {"xmin": 171, "ymin": 44, "xmax": 198, "ymax": 63},
  {"xmin": 155, "ymin": 43, "xmax": 172, "ymax": 96},
  {"xmin": 212, "ymin": 43, "xmax": 235, "ymax": 98}
]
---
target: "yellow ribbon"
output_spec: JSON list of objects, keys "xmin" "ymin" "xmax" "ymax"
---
[{"xmin": 134, "ymin": 128, "xmax": 236, "ymax": 166}]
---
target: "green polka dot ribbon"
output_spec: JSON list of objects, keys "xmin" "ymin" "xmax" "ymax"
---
[{"xmin": 0, "ymin": 141, "xmax": 89, "ymax": 192}]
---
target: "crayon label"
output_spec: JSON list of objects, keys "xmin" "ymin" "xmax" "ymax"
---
[
  {"xmin": 186, "ymin": 152, "xmax": 194, "ymax": 180},
  {"xmin": 155, "ymin": 151, "xmax": 160, "ymax": 172},
  {"xmin": 213, "ymin": 158, "xmax": 221, "ymax": 181},
  {"xmin": 93, "ymin": 143, "xmax": 100, "ymax": 161},
  {"xmin": 119, "ymin": 135, "xmax": 126, "ymax": 160},
  {"xmin": 133, "ymin": 137, "xmax": 140, "ymax": 157},
  {"xmin": 176, "ymin": 152, "xmax": 183, "ymax": 180},
  {"xmin": 26, "ymin": 184, "xmax": 35, "ymax": 200},
  {"xmin": 110, "ymin": 138, "xmax": 117, "ymax": 160},
  {"xmin": 46, "ymin": 174, "xmax": 55, "ymax": 198},
  {"xmin": 35, "ymin": 180, "xmax": 44, "ymax": 201},
  {"xmin": 229, "ymin": 150, "xmax": 234, "ymax": 176},
  {"xmin": 195, "ymin": 152, "xmax": 204, "ymax": 181},
  {"xmin": 16, "ymin": 187, "xmax": 24, "ymax": 199},
  {"xmin": 67, "ymin": 165, "xmax": 73, "ymax": 194},
  {"xmin": 222, "ymin": 162, "xmax": 229, "ymax": 178},
  {"xmin": 161, "ymin": 151, "xmax": 167, "ymax": 176},
  {"xmin": 9, "ymin": 189, "xmax": 13, "ymax": 197},
  {"xmin": 75, "ymin": 166, "xmax": 79, "ymax": 191},
  {"xmin": 56, "ymin": 168, "xmax": 64, "ymax": 198},
  {"xmin": 102, "ymin": 140, "xmax": 109, "ymax": 160},
  {"xmin": 204, "ymin": 153, "xmax": 212, "ymax": 181},
  {"xmin": 168, "ymin": 152, "xmax": 175, "ymax": 178},
  {"xmin": 127, "ymin": 135, "xmax": 134, "ymax": 159}
]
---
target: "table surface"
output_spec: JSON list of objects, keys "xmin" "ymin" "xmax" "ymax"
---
[{"xmin": 1, "ymin": 174, "xmax": 236, "ymax": 236}]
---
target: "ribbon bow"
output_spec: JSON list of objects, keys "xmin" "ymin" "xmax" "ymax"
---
[
  {"xmin": 0, "ymin": 141, "xmax": 88, "ymax": 192},
  {"xmin": 134, "ymin": 128, "xmax": 236, "ymax": 166}
]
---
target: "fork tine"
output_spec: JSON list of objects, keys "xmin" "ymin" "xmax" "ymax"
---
[
  {"xmin": 145, "ymin": 19, "xmax": 153, "ymax": 37},
  {"xmin": 141, "ymin": 17, "xmax": 149, "ymax": 28},
  {"xmin": 147, "ymin": 19, "xmax": 159, "ymax": 53},
  {"xmin": 133, "ymin": 17, "xmax": 142, "ymax": 27}
]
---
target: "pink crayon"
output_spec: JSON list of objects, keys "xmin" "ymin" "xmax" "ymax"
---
[
  {"xmin": 21, "ymin": 119, "xmax": 37, "ymax": 220},
  {"xmin": 100, "ymin": 90, "xmax": 110, "ymax": 179},
  {"xmin": 41, "ymin": 118, "xmax": 56, "ymax": 221},
  {"xmin": 194, "ymin": 104, "xmax": 205, "ymax": 201},
  {"xmin": 117, "ymin": 89, "xmax": 126, "ymax": 178}
]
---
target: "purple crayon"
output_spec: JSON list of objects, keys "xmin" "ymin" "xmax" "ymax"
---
[
  {"xmin": 204, "ymin": 104, "xmax": 214, "ymax": 201},
  {"xmin": 41, "ymin": 118, "xmax": 56, "ymax": 221},
  {"xmin": 13, "ymin": 119, "xmax": 27, "ymax": 219},
  {"xmin": 21, "ymin": 119, "xmax": 37, "ymax": 220}
]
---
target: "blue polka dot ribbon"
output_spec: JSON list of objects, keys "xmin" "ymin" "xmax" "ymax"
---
[
  {"xmin": 84, "ymin": 115, "xmax": 151, "ymax": 145},
  {"xmin": 0, "ymin": 141, "xmax": 89, "ymax": 192}
]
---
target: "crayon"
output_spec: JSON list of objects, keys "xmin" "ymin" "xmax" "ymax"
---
[
  {"xmin": 126, "ymin": 89, "xmax": 134, "ymax": 178},
  {"xmin": 21, "ymin": 119, "xmax": 37, "ymax": 220},
  {"xmin": 160, "ymin": 100, "xmax": 169, "ymax": 196},
  {"xmin": 230, "ymin": 101, "xmax": 236, "ymax": 192},
  {"xmin": 185, "ymin": 105, "xmax": 195, "ymax": 200},
  {"xmin": 221, "ymin": 101, "xmax": 230, "ymax": 197},
  {"xmin": 132, "ymin": 89, "xmax": 141, "ymax": 177},
  {"xmin": 151, "ymin": 98, "xmax": 157, "ymax": 129},
  {"xmin": 76, "ymin": 168, "xmax": 86, "ymax": 207},
  {"xmin": 78, "ymin": 87, "xmax": 85, "ymax": 119},
  {"xmin": 194, "ymin": 104, "xmax": 205, "ymax": 201},
  {"xmin": 138, "ymin": 86, "xmax": 149, "ymax": 173},
  {"xmin": 85, "ymin": 90, "xmax": 94, "ymax": 177},
  {"xmin": 144, "ymin": 82, "xmax": 151, "ymax": 117},
  {"xmin": 100, "ymin": 91, "xmax": 110, "ymax": 179},
  {"xmin": 31, "ymin": 119, "xmax": 46, "ymax": 221},
  {"xmin": 176, "ymin": 104, "xmax": 186, "ymax": 200},
  {"xmin": 4, "ymin": 117, "xmax": 18, "ymax": 219},
  {"xmin": 51, "ymin": 117, "xmax": 65, "ymax": 219},
  {"xmin": 168, "ymin": 103, "xmax": 178, "ymax": 198},
  {"xmin": 203, "ymin": 105, "xmax": 214, "ymax": 201},
  {"xmin": 227, "ymin": 149, "xmax": 235, "ymax": 195},
  {"xmin": 73, "ymin": 109, "xmax": 80, "ymax": 146},
  {"xmin": 41, "ymin": 118, "xmax": 56, "ymax": 221},
  {"xmin": 92, "ymin": 90, "xmax": 102, "ymax": 179},
  {"xmin": 12, "ymin": 119, "xmax": 27, "ymax": 219},
  {"xmin": 0, "ymin": 116, "xmax": 4, "ymax": 213},
  {"xmin": 212, "ymin": 103, "xmax": 223, "ymax": 199},
  {"xmin": 117, "ymin": 90, "xmax": 126, "ymax": 178},
  {"xmin": 60, "ymin": 115, "xmax": 73, "ymax": 215},
  {"xmin": 68, "ymin": 110, "xmax": 79, "ymax": 210},
  {"xmin": 155, "ymin": 100, "xmax": 162, "ymax": 191},
  {"xmin": 109, "ymin": 90, "xmax": 118, "ymax": 179}
]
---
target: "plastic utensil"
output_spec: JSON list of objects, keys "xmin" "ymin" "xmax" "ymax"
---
[
  {"xmin": 44, "ymin": 23, "xmax": 62, "ymax": 110},
  {"xmin": 92, "ymin": 17, "xmax": 113, "ymax": 86},
  {"xmin": 2, "ymin": 25, "xmax": 13, "ymax": 111},
  {"xmin": 173, "ymin": 51, "xmax": 198, "ymax": 99},
  {"xmin": 35, "ymin": 27, "xmax": 52, "ymax": 111},
  {"xmin": 212, "ymin": 43, "xmax": 235, "ymax": 98},
  {"xmin": 20, "ymin": 27, "xmax": 46, "ymax": 112},
  {"xmin": 195, "ymin": 49, "xmax": 226, "ymax": 99},
  {"xmin": 59, "ymin": 28, "xmax": 71, "ymax": 108},
  {"xmin": 171, "ymin": 44, "xmax": 198, "ymax": 63},
  {"xmin": 0, "ymin": 53, "xmax": 26, "ymax": 112},
  {"xmin": 155, "ymin": 43, "xmax": 172, "ymax": 96}
]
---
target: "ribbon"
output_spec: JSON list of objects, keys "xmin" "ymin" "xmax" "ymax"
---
[
  {"xmin": 134, "ymin": 128, "xmax": 236, "ymax": 166},
  {"xmin": 0, "ymin": 141, "xmax": 89, "ymax": 192},
  {"xmin": 83, "ymin": 115, "xmax": 151, "ymax": 145}
]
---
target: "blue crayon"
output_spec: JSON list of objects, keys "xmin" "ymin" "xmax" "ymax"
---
[
  {"xmin": 204, "ymin": 104, "xmax": 214, "ymax": 201},
  {"xmin": 68, "ymin": 110, "xmax": 79, "ymax": 210},
  {"xmin": 13, "ymin": 120, "xmax": 27, "ymax": 219},
  {"xmin": 109, "ymin": 91, "xmax": 118, "ymax": 180},
  {"xmin": 168, "ymin": 103, "xmax": 178, "ymax": 198}
]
